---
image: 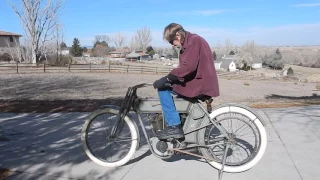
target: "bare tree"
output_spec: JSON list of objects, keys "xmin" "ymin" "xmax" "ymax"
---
[
  {"xmin": 20, "ymin": 38, "xmax": 32, "ymax": 62},
  {"xmin": 14, "ymin": 38, "xmax": 22, "ymax": 62},
  {"xmin": 129, "ymin": 36, "xmax": 137, "ymax": 52},
  {"xmin": 94, "ymin": 35, "xmax": 111, "ymax": 45},
  {"xmin": 9, "ymin": 0, "xmax": 64, "ymax": 64},
  {"xmin": 133, "ymin": 26, "xmax": 152, "ymax": 51},
  {"xmin": 113, "ymin": 32, "xmax": 126, "ymax": 48},
  {"xmin": 236, "ymin": 40, "xmax": 259, "ymax": 69},
  {"xmin": 154, "ymin": 47, "xmax": 164, "ymax": 55},
  {"xmin": 224, "ymin": 38, "xmax": 233, "ymax": 56},
  {"xmin": 54, "ymin": 22, "xmax": 64, "ymax": 64},
  {"xmin": 214, "ymin": 40, "xmax": 223, "ymax": 60}
]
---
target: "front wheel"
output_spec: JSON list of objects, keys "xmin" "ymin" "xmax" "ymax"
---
[
  {"xmin": 81, "ymin": 107, "xmax": 139, "ymax": 167},
  {"xmin": 197, "ymin": 103, "xmax": 267, "ymax": 173}
]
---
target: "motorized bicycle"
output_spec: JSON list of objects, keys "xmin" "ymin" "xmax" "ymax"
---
[{"xmin": 81, "ymin": 83, "xmax": 267, "ymax": 180}]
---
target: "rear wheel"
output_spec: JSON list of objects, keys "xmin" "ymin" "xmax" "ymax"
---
[
  {"xmin": 81, "ymin": 108, "xmax": 139, "ymax": 167},
  {"xmin": 197, "ymin": 103, "xmax": 267, "ymax": 173}
]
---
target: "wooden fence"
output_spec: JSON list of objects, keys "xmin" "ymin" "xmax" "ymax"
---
[
  {"xmin": 0, "ymin": 62, "xmax": 173, "ymax": 74},
  {"xmin": 0, "ymin": 62, "xmax": 278, "ymax": 81}
]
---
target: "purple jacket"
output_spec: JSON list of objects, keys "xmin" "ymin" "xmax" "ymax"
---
[{"xmin": 170, "ymin": 32, "xmax": 220, "ymax": 98}]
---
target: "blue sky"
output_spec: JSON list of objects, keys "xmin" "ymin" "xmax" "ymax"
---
[{"xmin": 1, "ymin": 0, "xmax": 320, "ymax": 47}]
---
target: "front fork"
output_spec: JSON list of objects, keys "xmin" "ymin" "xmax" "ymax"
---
[{"xmin": 109, "ymin": 111, "xmax": 127, "ymax": 138}]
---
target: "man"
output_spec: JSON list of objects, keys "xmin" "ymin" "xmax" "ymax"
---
[{"xmin": 153, "ymin": 23, "xmax": 220, "ymax": 140}]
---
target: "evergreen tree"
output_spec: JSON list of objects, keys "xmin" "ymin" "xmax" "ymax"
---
[
  {"xmin": 146, "ymin": 46, "xmax": 155, "ymax": 55},
  {"xmin": 70, "ymin": 38, "xmax": 83, "ymax": 57},
  {"xmin": 263, "ymin": 48, "xmax": 284, "ymax": 70},
  {"xmin": 272, "ymin": 48, "xmax": 283, "ymax": 69},
  {"xmin": 229, "ymin": 50, "xmax": 235, "ymax": 55},
  {"xmin": 287, "ymin": 67, "xmax": 294, "ymax": 76},
  {"xmin": 212, "ymin": 51, "xmax": 217, "ymax": 60},
  {"xmin": 60, "ymin": 42, "xmax": 67, "ymax": 49}
]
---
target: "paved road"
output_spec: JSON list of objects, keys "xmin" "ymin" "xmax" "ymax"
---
[{"xmin": 0, "ymin": 105, "xmax": 319, "ymax": 180}]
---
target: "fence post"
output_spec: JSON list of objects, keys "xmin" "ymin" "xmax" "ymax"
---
[
  {"xmin": 89, "ymin": 62, "xmax": 91, "ymax": 72},
  {"xmin": 155, "ymin": 67, "xmax": 157, "ymax": 74},
  {"xmin": 68, "ymin": 64, "xmax": 70, "ymax": 72},
  {"xmin": 141, "ymin": 65, "xmax": 143, "ymax": 73},
  {"xmin": 16, "ymin": 61, "xmax": 18, "ymax": 74},
  {"xmin": 108, "ymin": 63, "xmax": 110, "ymax": 72},
  {"xmin": 127, "ymin": 65, "xmax": 129, "ymax": 73},
  {"xmin": 44, "ymin": 62, "xmax": 46, "ymax": 73}
]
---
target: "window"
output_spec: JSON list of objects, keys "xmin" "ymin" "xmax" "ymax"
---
[{"xmin": 9, "ymin": 36, "xmax": 13, "ymax": 42}]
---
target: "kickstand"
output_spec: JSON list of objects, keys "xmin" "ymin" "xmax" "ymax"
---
[{"xmin": 218, "ymin": 144, "xmax": 230, "ymax": 180}]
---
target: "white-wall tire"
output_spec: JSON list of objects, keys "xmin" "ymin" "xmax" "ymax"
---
[
  {"xmin": 198, "ymin": 103, "xmax": 267, "ymax": 173},
  {"xmin": 81, "ymin": 108, "xmax": 139, "ymax": 167}
]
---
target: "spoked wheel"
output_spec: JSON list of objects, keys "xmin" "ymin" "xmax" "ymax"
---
[
  {"xmin": 198, "ymin": 104, "xmax": 267, "ymax": 173},
  {"xmin": 81, "ymin": 108, "xmax": 139, "ymax": 167}
]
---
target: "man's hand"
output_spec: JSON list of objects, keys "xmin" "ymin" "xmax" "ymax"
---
[{"xmin": 153, "ymin": 76, "xmax": 168, "ymax": 89}]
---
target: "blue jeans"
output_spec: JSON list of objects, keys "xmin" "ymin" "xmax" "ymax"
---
[{"xmin": 157, "ymin": 88, "xmax": 181, "ymax": 126}]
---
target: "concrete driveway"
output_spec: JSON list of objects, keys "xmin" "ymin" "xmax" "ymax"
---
[{"xmin": 0, "ymin": 105, "xmax": 319, "ymax": 180}]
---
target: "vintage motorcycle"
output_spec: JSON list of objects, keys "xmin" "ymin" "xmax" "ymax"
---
[{"xmin": 80, "ymin": 83, "xmax": 267, "ymax": 179}]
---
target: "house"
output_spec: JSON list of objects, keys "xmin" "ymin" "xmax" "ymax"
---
[
  {"xmin": 214, "ymin": 60, "xmax": 223, "ymax": 70},
  {"xmin": 125, "ymin": 51, "xmax": 151, "ymax": 61},
  {"xmin": 0, "ymin": 30, "xmax": 22, "ymax": 61},
  {"xmin": 221, "ymin": 59, "xmax": 237, "ymax": 71},
  {"xmin": 215, "ymin": 55, "xmax": 237, "ymax": 71},
  {"xmin": 251, "ymin": 58, "xmax": 263, "ymax": 69},
  {"xmin": 61, "ymin": 47, "xmax": 70, "ymax": 56},
  {"xmin": 0, "ymin": 30, "xmax": 22, "ymax": 48},
  {"xmin": 109, "ymin": 48, "xmax": 130, "ymax": 58}
]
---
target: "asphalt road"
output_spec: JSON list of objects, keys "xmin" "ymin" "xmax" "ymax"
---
[{"xmin": 0, "ymin": 105, "xmax": 319, "ymax": 180}]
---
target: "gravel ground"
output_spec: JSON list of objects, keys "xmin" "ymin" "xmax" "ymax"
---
[{"xmin": 0, "ymin": 72, "xmax": 319, "ymax": 112}]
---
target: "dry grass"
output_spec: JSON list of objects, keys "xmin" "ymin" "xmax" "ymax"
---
[
  {"xmin": 250, "ymin": 100, "xmax": 320, "ymax": 108},
  {"xmin": 0, "ymin": 72, "xmax": 319, "ymax": 113},
  {"xmin": 284, "ymin": 64, "xmax": 320, "ymax": 75}
]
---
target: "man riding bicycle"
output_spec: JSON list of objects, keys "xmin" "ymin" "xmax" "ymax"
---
[{"xmin": 153, "ymin": 23, "xmax": 220, "ymax": 140}]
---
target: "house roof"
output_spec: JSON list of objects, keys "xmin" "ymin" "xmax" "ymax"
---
[
  {"xmin": 0, "ymin": 30, "xmax": 22, "ymax": 37},
  {"xmin": 137, "ymin": 51, "xmax": 148, "ymax": 56},
  {"xmin": 222, "ymin": 55, "xmax": 237, "ymax": 60},
  {"xmin": 109, "ymin": 48, "xmax": 129, "ymax": 54},
  {"xmin": 220, "ymin": 59, "xmax": 234, "ymax": 69},
  {"xmin": 126, "ymin": 51, "xmax": 141, "ymax": 58}
]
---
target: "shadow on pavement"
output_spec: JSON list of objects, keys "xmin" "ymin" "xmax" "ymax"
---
[
  {"xmin": 0, "ymin": 100, "xmax": 154, "ymax": 179},
  {"xmin": 0, "ymin": 98, "xmax": 124, "ymax": 113},
  {"xmin": 265, "ymin": 93, "xmax": 320, "ymax": 100}
]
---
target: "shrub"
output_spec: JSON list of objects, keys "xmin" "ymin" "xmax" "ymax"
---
[
  {"xmin": 244, "ymin": 82, "xmax": 250, "ymax": 86},
  {"xmin": 0, "ymin": 53, "xmax": 12, "ymax": 62},
  {"xmin": 287, "ymin": 67, "xmax": 294, "ymax": 76},
  {"xmin": 316, "ymin": 84, "xmax": 320, "ymax": 91},
  {"xmin": 47, "ymin": 54, "xmax": 72, "ymax": 66}
]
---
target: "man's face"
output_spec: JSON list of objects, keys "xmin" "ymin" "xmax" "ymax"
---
[{"xmin": 169, "ymin": 32, "xmax": 182, "ymax": 47}]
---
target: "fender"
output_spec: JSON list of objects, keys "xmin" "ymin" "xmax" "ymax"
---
[{"xmin": 210, "ymin": 102, "xmax": 267, "ymax": 126}]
